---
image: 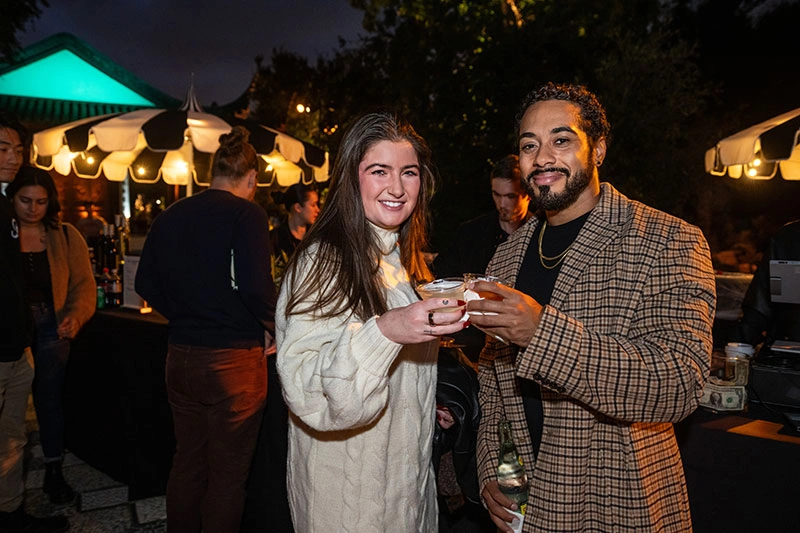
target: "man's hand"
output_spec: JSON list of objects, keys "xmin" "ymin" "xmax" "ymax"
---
[
  {"xmin": 482, "ymin": 480, "xmax": 522, "ymax": 532},
  {"xmin": 466, "ymin": 280, "xmax": 543, "ymax": 347}
]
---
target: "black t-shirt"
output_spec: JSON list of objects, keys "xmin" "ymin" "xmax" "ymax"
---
[{"xmin": 514, "ymin": 211, "xmax": 591, "ymax": 458}]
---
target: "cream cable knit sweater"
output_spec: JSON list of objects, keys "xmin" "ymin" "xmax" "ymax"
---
[{"xmin": 276, "ymin": 225, "xmax": 438, "ymax": 533}]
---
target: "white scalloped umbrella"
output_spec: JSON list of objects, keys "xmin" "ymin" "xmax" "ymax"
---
[
  {"xmin": 705, "ymin": 107, "xmax": 800, "ymax": 180},
  {"xmin": 31, "ymin": 95, "xmax": 329, "ymax": 191}
]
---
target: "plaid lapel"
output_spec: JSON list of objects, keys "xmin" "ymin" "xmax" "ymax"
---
[{"xmin": 549, "ymin": 183, "xmax": 625, "ymax": 308}]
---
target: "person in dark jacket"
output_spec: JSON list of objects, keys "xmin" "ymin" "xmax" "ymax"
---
[
  {"xmin": 136, "ymin": 126, "xmax": 277, "ymax": 533},
  {"xmin": 269, "ymin": 183, "xmax": 320, "ymax": 287},
  {"xmin": 433, "ymin": 155, "xmax": 530, "ymax": 364},
  {"xmin": 433, "ymin": 154, "xmax": 531, "ymax": 280},
  {"xmin": 433, "ymin": 346, "xmax": 494, "ymax": 533},
  {"xmin": 0, "ymin": 113, "xmax": 69, "ymax": 532}
]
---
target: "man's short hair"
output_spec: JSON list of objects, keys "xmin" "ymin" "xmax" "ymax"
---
[
  {"xmin": 490, "ymin": 154, "xmax": 522, "ymax": 184},
  {"xmin": 515, "ymin": 82, "xmax": 611, "ymax": 146},
  {"xmin": 0, "ymin": 110, "xmax": 27, "ymax": 144}
]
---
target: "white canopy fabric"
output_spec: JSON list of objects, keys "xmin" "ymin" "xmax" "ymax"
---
[
  {"xmin": 31, "ymin": 109, "xmax": 329, "ymax": 188},
  {"xmin": 705, "ymin": 107, "xmax": 800, "ymax": 180}
]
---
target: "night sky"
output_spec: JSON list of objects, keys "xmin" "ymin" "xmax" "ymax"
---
[{"xmin": 18, "ymin": 0, "xmax": 365, "ymax": 106}]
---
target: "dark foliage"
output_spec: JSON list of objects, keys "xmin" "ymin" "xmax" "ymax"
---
[
  {"xmin": 251, "ymin": 0, "xmax": 799, "ymax": 253},
  {"xmin": 0, "ymin": 0, "xmax": 49, "ymax": 62}
]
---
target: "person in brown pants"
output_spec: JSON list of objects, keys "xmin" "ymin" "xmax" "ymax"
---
[{"xmin": 136, "ymin": 127, "xmax": 277, "ymax": 532}]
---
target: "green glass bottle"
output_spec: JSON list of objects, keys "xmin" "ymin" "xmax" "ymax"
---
[{"xmin": 496, "ymin": 418, "xmax": 529, "ymax": 515}]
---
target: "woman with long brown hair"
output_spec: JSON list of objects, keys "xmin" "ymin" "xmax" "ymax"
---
[
  {"xmin": 277, "ymin": 113, "xmax": 466, "ymax": 532},
  {"xmin": 6, "ymin": 167, "xmax": 95, "ymax": 506}
]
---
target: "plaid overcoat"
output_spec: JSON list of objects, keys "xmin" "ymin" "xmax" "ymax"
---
[{"xmin": 477, "ymin": 183, "xmax": 716, "ymax": 532}]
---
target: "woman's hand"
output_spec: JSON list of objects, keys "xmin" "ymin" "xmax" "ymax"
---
[
  {"xmin": 376, "ymin": 298, "xmax": 467, "ymax": 345},
  {"xmin": 57, "ymin": 316, "xmax": 79, "ymax": 340}
]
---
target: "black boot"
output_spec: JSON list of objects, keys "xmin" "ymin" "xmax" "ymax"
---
[
  {"xmin": 0, "ymin": 505, "xmax": 69, "ymax": 533},
  {"xmin": 43, "ymin": 461, "xmax": 75, "ymax": 505}
]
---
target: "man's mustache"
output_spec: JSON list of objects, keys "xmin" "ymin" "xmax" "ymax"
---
[{"xmin": 526, "ymin": 167, "xmax": 571, "ymax": 181}]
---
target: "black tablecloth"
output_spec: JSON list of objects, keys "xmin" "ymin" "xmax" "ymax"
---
[
  {"xmin": 676, "ymin": 403, "xmax": 800, "ymax": 533},
  {"xmin": 65, "ymin": 307, "xmax": 173, "ymax": 500}
]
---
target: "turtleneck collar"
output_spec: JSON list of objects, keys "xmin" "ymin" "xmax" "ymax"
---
[{"xmin": 369, "ymin": 222, "xmax": 400, "ymax": 255}]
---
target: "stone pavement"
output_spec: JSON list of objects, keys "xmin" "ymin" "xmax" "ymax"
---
[{"xmin": 23, "ymin": 397, "xmax": 167, "ymax": 532}]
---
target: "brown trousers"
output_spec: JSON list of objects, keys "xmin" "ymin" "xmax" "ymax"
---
[{"xmin": 165, "ymin": 344, "xmax": 266, "ymax": 533}]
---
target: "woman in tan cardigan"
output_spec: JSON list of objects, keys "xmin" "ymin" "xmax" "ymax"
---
[{"xmin": 6, "ymin": 167, "xmax": 95, "ymax": 504}]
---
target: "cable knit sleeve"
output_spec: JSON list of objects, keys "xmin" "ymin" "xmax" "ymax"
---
[{"xmin": 276, "ymin": 251, "xmax": 404, "ymax": 432}]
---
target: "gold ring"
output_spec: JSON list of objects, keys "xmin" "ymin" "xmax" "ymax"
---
[{"xmin": 428, "ymin": 311, "xmax": 435, "ymax": 327}]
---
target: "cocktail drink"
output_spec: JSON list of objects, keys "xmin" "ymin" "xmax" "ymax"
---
[
  {"xmin": 463, "ymin": 274, "xmax": 510, "ymax": 313},
  {"xmin": 416, "ymin": 277, "xmax": 465, "ymax": 313},
  {"xmin": 463, "ymin": 273, "xmax": 511, "ymax": 343}
]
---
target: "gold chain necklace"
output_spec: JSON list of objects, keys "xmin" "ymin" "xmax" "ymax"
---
[{"xmin": 538, "ymin": 220, "xmax": 572, "ymax": 270}]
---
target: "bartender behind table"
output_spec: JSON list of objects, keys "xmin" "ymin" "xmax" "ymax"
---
[{"xmin": 735, "ymin": 220, "xmax": 800, "ymax": 357}]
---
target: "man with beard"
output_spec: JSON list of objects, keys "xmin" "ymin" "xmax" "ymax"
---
[{"xmin": 467, "ymin": 83, "xmax": 716, "ymax": 532}]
